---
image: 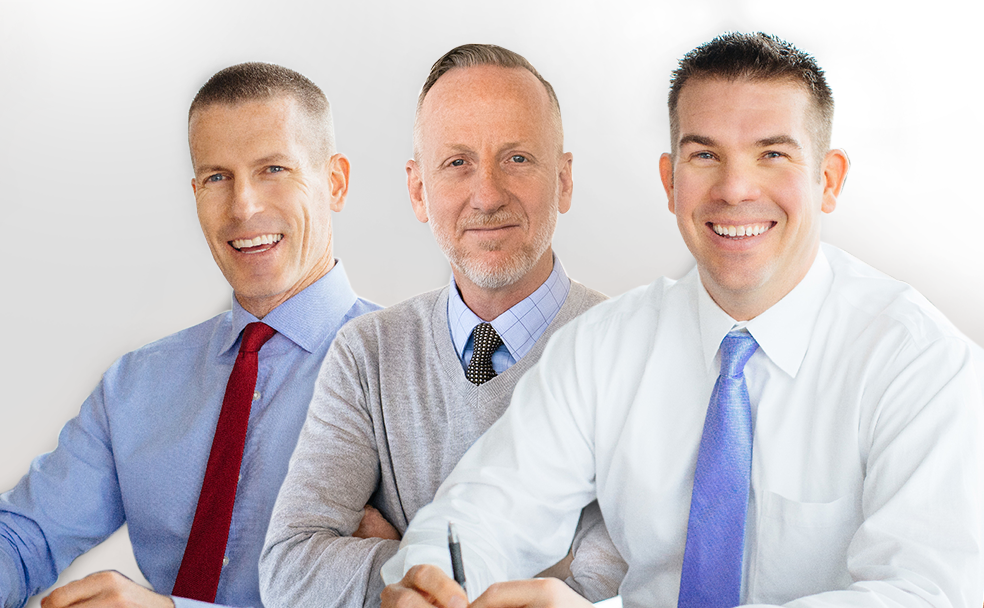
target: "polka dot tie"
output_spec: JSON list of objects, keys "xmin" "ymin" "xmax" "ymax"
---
[{"xmin": 465, "ymin": 322, "xmax": 503, "ymax": 385}]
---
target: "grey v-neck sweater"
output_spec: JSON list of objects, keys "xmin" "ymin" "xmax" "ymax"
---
[{"xmin": 261, "ymin": 281, "xmax": 624, "ymax": 608}]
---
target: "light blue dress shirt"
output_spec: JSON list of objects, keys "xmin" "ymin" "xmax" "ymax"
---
[
  {"xmin": 448, "ymin": 254, "xmax": 571, "ymax": 374},
  {"xmin": 0, "ymin": 262, "xmax": 379, "ymax": 608}
]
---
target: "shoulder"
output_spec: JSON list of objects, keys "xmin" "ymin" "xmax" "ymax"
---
[
  {"xmin": 113, "ymin": 310, "xmax": 230, "ymax": 367},
  {"xmin": 822, "ymin": 245, "xmax": 966, "ymax": 350},
  {"xmin": 568, "ymin": 276, "xmax": 678, "ymax": 335},
  {"xmin": 538, "ymin": 276, "xmax": 681, "ymax": 363},
  {"xmin": 331, "ymin": 287, "xmax": 448, "ymax": 356}
]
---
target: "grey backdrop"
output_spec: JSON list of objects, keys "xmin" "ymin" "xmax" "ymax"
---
[{"xmin": 2, "ymin": 1, "xmax": 982, "ymax": 604}]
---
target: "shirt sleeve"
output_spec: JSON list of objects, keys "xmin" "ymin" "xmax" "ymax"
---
[
  {"xmin": 0, "ymin": 375, "xmax": 126, "ymax": 608},
  {"xmin": 259, "ymin": 332, "xmax": 397, "ymax": 608},
  {"xmin": 381, "ymin": 317, "xmax": 601, "ymax": 600}
]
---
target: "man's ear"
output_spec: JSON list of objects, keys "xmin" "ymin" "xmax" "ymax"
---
[
  {"xmin": 820, "ymin": 149, "xmax": 849, "ymax": 214},
  {"xmin": 557, "ymin": 152, "xmax": 573, "ymax": 214},
  {"xmin": 191, "ymin": 177, "xmax": 198, "ymax": 196},
  {"xmin": 659, "ymin": 153, "xmax": 675, "ymax": 213},
  {"xmin": 407, "ymin": 160, "xmax": 429, "ymax": 223},
  {"xmin": 327, "ymin": 153, "xmax": 350, "ymax": 212}
]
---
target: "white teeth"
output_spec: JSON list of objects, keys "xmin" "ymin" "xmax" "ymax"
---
[
  {"xmin": 231, "ymin": 234, "xmax": 283, "ymax": 250},
  {"xmin": 712, "ymin": 223, "xmax": 769, "ymax": 237}
]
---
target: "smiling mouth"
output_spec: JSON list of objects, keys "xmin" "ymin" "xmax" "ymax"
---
[
  {"xmin": 710, "ymin": 222, "xmax": 774, "ymax": 238},
  {"xmin": 230, "ymin": 233, "xmax": 283, "ymax": 253}
]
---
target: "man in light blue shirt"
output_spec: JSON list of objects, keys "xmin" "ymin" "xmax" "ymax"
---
[{"xmin": 0, "ymin": 63, "xmax": 379, "ymax": 608}]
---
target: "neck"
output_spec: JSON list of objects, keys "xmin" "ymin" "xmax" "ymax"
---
[
  {"xmin": 236, "ymin": 255, "xmax": 335, "ymax": 320},
  {"xmin": 703, "ymin": 249, "xmax": 817, "ymax": 322},
  {"xmin": 454, "ymin": 251, "xmax": 554, "ymax": 321}
]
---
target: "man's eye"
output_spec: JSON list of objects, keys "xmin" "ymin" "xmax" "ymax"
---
[
  {"xmin": 694, "ymin": 152, "xmax": 714, "ymax": 160},
  {"xmin": 511, "ymin": 155, "xmax": 527, "ymax": 163},
  {"xmin": 205, "ymin": 174, "xmax": 224, "ymax": 183},
  {"xmin": 450, "ymin": 159, "xmax": 465, "ymax": 167},
  {"xmin": 268, "ymin": 166, "xmax": 285, "ymax": 173},
  {"xmin": 763, "ymin": 151, "xmax": 786, "ymax": 159}
]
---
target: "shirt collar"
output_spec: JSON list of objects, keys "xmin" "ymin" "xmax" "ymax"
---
[
  {"xmin": 448, "ymin": 254, "xmax": 571, "ymax": 362},
  {"xmin": 221, "ymin": 260, "xmax": 359, "ymax": 355},
  {"xmin": 697, "ymin": 248, "xmax": 834, "ymax": 378}
]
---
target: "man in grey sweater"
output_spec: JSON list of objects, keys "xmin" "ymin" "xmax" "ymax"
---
[{"xmin": 258, "ymin": 44, "xmax": 626, "ymax": 608}]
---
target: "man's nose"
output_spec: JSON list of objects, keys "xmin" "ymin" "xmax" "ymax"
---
[
  {"xmin": 471, "ymin": 162, "xmax": 508, "ymax": 212},
  {"xmin": 230, "ymin": 177, "xmax": 263, "ymax": 221},
  {"xmin": 710, "ymin": 161, "xmax": 761, "ymax": 206}
]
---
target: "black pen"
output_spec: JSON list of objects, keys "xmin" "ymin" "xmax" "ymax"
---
[{"xmin": 447, "ymin": 522, "xmax": 467, "ymax": 594}]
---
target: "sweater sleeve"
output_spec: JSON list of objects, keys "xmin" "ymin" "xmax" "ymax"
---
[{"xmin": 259, "ymin": 330, "xmax": 396, "ymax": 608}]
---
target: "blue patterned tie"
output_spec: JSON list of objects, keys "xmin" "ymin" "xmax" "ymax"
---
[{"xmin": 678, "ymin": 330, "xmax": 759, "ymax": 608}]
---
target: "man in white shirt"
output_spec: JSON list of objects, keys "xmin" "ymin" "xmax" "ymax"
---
[{"xmin": 379, "ymin": 32, "xmax": 984, "ymax": 608}]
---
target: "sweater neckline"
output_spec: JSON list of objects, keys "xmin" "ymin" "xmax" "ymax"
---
[{"xmin": 430, "ymin": 282, "xmax": 588, "ymax": 401}]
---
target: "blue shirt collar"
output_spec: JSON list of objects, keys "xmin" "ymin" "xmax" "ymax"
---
[
  {"xmin": 223, "ymin": 260, "xmax": 359, "ymax": 355},
  {"xmin": 448, "ymin": 254, "xmax": 571, "ymax": 363}
]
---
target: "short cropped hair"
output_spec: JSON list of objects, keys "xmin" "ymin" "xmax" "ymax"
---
[
  {"xmin": 668, "ymin": 32, "xmax": 834, "ymax": 161},
  {"xmin": 189, "ymin": 62, "xmax": 335, "ymax": 160},
  {"xmin": 414, "ymin": 44, "xmax": 563, "ymax": 156}
]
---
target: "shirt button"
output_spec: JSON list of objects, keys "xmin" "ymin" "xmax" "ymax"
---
[
  {"xmin": 222, "ymin": 556, "xmax": 229, "ymax": 567},
  {"xmin": 253, "ymin": 391, "xmax": 261, "ymax": 401}
]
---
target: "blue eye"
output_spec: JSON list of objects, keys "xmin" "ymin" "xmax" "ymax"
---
[
  {"xmin": 511, "ymin": 155, "xmax": 527, "ymax": 163},
  {"xmin": 268, "ymin": 166, "xmax": 285, "ymax": 173},
  {"xmin": 450, "ymin": 159, "xmax": 465, "ymax": 167},
  {"xmin": 205, "ymin": 174, "xmax": 224, "ymax": 183},
  {"xmin": 763, "ymin": 151, "xmax": 784, "ymax": 159}
]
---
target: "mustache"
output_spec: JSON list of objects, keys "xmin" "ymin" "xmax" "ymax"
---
[{"xmin": 457, "ymin": 210, "xmax": 526, "ymax": 232}]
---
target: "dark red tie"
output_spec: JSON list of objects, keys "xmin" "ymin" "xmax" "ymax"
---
[{"xmin": 172, "ymin": 322, "xmax": 277, "ymax": 602}]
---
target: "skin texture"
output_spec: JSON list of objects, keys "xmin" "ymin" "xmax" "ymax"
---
[
  {"xmin": 353, "ymin": 505, "xmax": 401, "ymax": 541},
  {"xmin": 190, "ymin": 97, "xmax": 350, "ymax": 319},
  {"xmin": 659, "ymin": 77, "xmax": 849, "ymax": 321},
  {"xmin": 40, "ymin": 571, "xmax": 174, "ymax": 608},
  {"xmin": 406, "ymin": 65, "xmax": 573, "ymax": 321}
]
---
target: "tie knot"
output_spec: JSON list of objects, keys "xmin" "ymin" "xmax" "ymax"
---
[
  {"xmin": 240, "ymin": 322, "xmax": 276, "ymax": 354},
  {"xmin": 471, "ymin": 322, "xmax": 503, "ymax": 356},
  {"xmin": 719, "ymin": 331, "xmax": 759, "ymax": 379},
  {"xmin": 465, "ymin": 323, "xmax": 503, "ymax": 386}
]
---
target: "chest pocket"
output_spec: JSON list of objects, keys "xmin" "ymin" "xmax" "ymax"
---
[{"xmin": 749, "ymin": 491, "xmax": 859, "ymax": 603}]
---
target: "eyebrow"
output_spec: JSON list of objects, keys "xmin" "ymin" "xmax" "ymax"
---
[
  {"xmin": 677, "ymin": 134, "xmax": 803, "ymax": 149},
  {"xmin": 756, "ymin": 135, "xmax": 802, "ymax": 149},
  {"xmin": 679, "ymin": 134, "xmax": 716, "ymax": 147}
]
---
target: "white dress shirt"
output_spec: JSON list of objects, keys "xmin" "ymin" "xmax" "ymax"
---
[{"xmin": 383, "ymin": 244, "xmax": 984, "ymax": 608}]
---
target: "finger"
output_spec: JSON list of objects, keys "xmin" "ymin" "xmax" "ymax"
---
[
  {"xmin": 405, "ymin": 565, "xmax": 468, "ymax": 608},
  {"xmin": 381, "ymin": 581, "xmax": 444, "ymax": 608},
  {"xmin": 42, "ymin": 571, "xmax": 124, "ymax": 608},
  {"xmin": 471, "ymin": 578, "xmax": 591, "ymax": 608}
]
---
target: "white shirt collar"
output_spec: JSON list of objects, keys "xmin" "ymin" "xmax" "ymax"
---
[{"xmin": 697, "ymin": 248, "xmax": 834, "ymax": 378}]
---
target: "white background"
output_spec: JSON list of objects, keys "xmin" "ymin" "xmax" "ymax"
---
[{"xmin": 1, "ymin": 1, "xmax": 982, "ymax": 605}]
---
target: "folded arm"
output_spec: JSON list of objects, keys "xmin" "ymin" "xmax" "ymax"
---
[{"xmin": 259, "ymin": 335, "xmax": 399, "ymax": 608}]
